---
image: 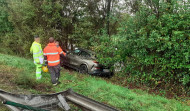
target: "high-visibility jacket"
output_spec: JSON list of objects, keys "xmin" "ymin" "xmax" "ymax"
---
[
  {"xmin": 30, "ymin": 41, "xmax": 44, "ymax": 64},
  {"xmin": 58, "ymin": 46, "xmax": 66, "ymax": 56},
  {"xmin": 43, "ymin": 43, "xmax": 65, "ymax": 66}
]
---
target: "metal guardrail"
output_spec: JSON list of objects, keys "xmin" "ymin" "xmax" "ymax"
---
[
  {"xmin": 0, "ymin": 89, "xmax": 119, "ymax": 111},
  {"xmin": 66, "ymin": 89, "xmax": 118, "ymax": 111}
]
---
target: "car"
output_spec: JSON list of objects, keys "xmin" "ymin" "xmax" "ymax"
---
[{"xmin": 61, "ymin": 48, "xmax": 113, "ymax": 77}]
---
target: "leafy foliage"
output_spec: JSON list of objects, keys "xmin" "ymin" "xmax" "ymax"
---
[
  {"xmin": 0, "ymin": 0, "xmax": 13, "ymax": 34},
  {"xmin": 0, "ymin": 0, "xmax": 190, "ymax": 93},
  {"xmin": 93, "ymin": 0, "xmax": 190, "ymax": 90}
]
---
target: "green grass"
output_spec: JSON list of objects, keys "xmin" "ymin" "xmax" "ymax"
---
[
  {"xmin": 0, "ymin": 53, "xmax": 190, "ymax": 111},
  {"xmin": 0, "ymin": 103, "xmax": 8, "ymax": 111}
]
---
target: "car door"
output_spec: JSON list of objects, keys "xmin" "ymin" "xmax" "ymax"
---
[
  {"xmin": 68, "ymin": 49, "xmax": 82, "ymax": 68},
  {"xmin": 78, "ymin": 51, "xmax": 91, "ymax": 64},
  {"xmin": 62, "ymin": 51, "xmax": 72, "ymax": 66}
]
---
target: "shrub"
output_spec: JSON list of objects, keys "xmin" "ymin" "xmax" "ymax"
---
[{"xmin": 93, "ymin": 1, "xmax": 190, "ymax": 90}]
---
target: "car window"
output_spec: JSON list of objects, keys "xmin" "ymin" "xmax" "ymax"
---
[
  {"xmin": 80, "ymin": 51, "xmax": 90, "ymax": 58},
  {"xmin": 72, "ymin": 49, "xmax": 81, "ymax": 55}
]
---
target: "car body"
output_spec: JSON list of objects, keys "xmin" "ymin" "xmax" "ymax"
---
[{"xmin": 61, "ymin": 48, "xmax": 113, "ymax": 76}]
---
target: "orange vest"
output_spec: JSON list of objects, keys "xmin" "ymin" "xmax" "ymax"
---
[{"xmin": 43, "ymin": 43, "xmax": 64, "ymax": 66}]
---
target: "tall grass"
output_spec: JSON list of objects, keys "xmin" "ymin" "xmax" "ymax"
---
[{"xmin": 0, "ymin": 53, "xmax": 190, "ymax": 111}]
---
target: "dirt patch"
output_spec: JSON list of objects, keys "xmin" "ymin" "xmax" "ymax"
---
[
  {"xmin": 0, "ymin": 65, "xmax": 28, "ymax": 110},
  {"xmin": 32, "ymin": 83, "xmax": 53, "ymax": 92},
  {"xmin": 0, "ymin": 65, "xmax": 26, "ymax": 92}
]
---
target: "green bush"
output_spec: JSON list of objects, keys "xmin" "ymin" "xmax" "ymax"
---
[{"xmin": 93, "ymin": 0, "xmax": 190, "ymax": 90}]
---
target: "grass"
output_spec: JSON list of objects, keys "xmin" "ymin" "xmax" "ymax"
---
[{"xmin": 0, "ymin": 53, "xmax": 190, "ymax": 111}]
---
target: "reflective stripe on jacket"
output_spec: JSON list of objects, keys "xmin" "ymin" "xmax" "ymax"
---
[
  {"xmin": 43, "ymin": 43, "xmax": 63, "ymax": 66},
  {"xmin": 30, "ymin": 41, "xmax": 44, "ymax": 64},
  {"xmin": 58, "ymin": 46, "xmax": 66, "ymax": 56}
]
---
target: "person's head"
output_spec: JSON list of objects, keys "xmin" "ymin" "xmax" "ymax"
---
[
  {"xmin": 49, "ymin": 37, "xmax": 54, "ymax": 43},
  {"xmin": 34, "ymin": 35, "xmax": 40, "ymax": 43},
  {"xmin": 55, "ymin": 40, "xmax": 59, "ymax": 46}
]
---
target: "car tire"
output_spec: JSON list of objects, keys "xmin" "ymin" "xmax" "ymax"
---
[{"xmin": 79, "ymin": 65, "xmax": 88, "ymax": 74}]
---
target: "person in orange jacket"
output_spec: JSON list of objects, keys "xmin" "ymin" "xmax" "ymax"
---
[
  {"xmin": 43, "ymin": 37, "xmax": 66, "ymax": 85},
  {"xmin": 55, "ymin": 40, "xmax": 67, "ymax": 67}
]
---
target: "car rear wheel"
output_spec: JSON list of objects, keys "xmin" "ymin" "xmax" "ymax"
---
[{"xmin": 79, "ymin": 65, "xmax": 88, "ymax": 74}]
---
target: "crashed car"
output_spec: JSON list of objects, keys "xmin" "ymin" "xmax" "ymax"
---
[{"xmin": 61, "ymin": 48, "xmax": 113, "ymax": 77}]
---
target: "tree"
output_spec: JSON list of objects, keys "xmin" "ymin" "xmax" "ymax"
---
[{"xmin": 0, "ymin": 0, "xmax": 12, "ymax": 34}]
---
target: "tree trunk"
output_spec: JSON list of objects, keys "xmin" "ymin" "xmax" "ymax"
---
[{"xmin": 106, "ymin": 0, "xmax": 111, "ymax": 36}]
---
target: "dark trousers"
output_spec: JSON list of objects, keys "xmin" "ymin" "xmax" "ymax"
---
[{"xmin": 48, "ymin": 64, "xmax": 61, "ymax": 84}]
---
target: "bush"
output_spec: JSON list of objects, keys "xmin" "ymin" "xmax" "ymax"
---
[{"xmin": 93, "ymin": 1, "xmax": 190, "ymax": 90}]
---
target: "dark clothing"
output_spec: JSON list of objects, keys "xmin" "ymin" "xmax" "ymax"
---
[{"xmin": 48, "ymin": 64, "xmax": 61, "ymax": 84}]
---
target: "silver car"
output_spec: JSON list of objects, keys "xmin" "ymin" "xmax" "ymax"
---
[{"xmin": 61, "ymin": 48, "xmax": 113, "ymax": 77}]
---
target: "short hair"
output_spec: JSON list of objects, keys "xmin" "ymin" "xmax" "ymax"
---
[
  {"xmin": 34, "ymin": 35, "xmax": 39, "ymax": 39},
  {"xmin": 49, "ymin": 37, "xmax": 54, "ymax": 43}
]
